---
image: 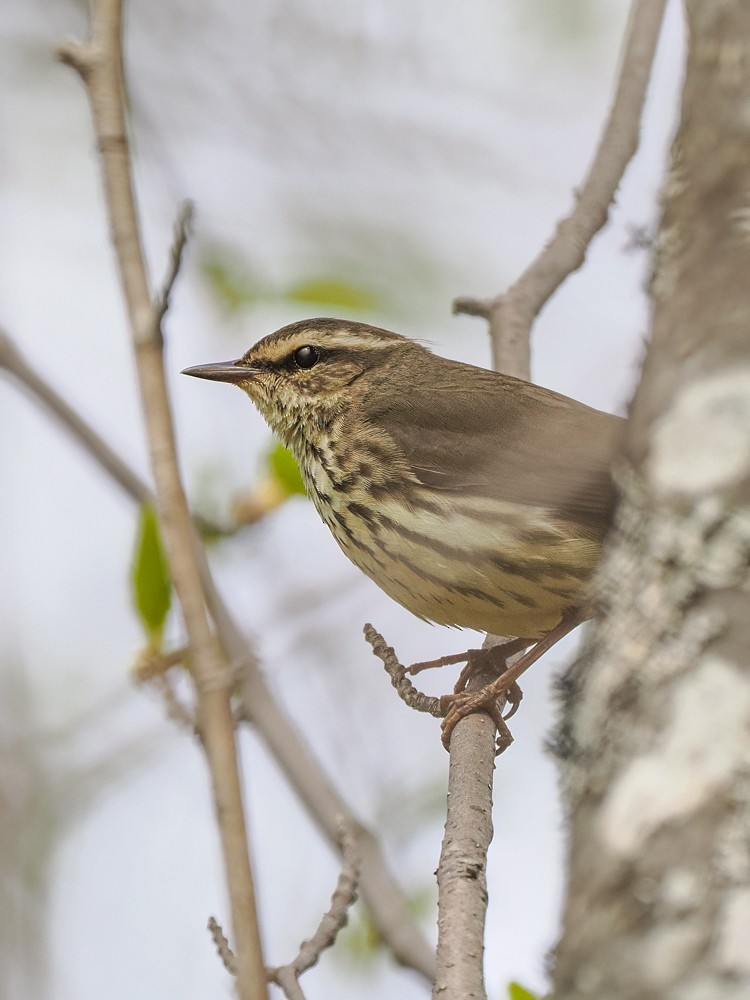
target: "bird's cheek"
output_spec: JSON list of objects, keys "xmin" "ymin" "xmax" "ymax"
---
[
  {"xmin": 243, "ymin": 379, "xmax": 275, "ymax": 414},
  {"xmin": 345, "ymin": 363, "xmax": 366, "ymax": 385}
]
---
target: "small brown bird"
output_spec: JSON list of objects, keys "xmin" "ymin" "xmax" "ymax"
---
[{"xmin": 183, "ymin": 318, "xmax": 623, "ymax": 654}]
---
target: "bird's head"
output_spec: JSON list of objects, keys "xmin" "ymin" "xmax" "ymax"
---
[{"xmin": 182, "ymin": 318, "xmax": 425, "ymax": 447}]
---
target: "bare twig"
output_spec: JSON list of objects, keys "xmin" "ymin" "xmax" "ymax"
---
[
  {"xmin": 454, "ymin": 0, "xmax": 668, "ymax": 378},
  {"xmin": 208, "ymin": 916, "xmax": 238, "ymax": 977},
  {"xmin": 268, "ymin": 821, "xmax": 361, "ymax": 999},
  {"xmin": 213, "ymin": 823, "xmax": 361, "ymax": 1000},
  {"xmin": 151, "ymin": 674, "xmax": 196, "ymax": 732},
  {"xmin": 131, "ymin": 645, "xmax": 187, "ymax": 682},
  {"xmin": 0, "ymin": 327, "xmax": 151, "ymax": 504},
  {"xmin": 363, "ymin": 624, "xmax": 443, "ymax": 718},
  {"xmin": 155, "ymin": 201, "xmax": 194, "ymax": 328},
  {"xmin": 59, "ymin": 5, "xmax": 267, "ymax": 997},
  {"xmin": 230, "ymin": 625, "xmax": 437, "ymax": 979},
  {"xmin": 270, "ymin": 971, "xmax": 307, "ymax": 1000},
  {"xmin": 0, "ymin": 329, "xmax": 436, "ymax": 980}
]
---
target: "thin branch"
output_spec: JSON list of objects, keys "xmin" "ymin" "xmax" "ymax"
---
[
  {"xmin": 433, "ymin": 702, "xmax": 496, "ymax": 1000},
  {"xmin": 431, "ymin": 634, "xmax": 507, "ymax": 1000},
  {"xmin": 269, "ymin": 971, "xmax": 307, "ymax": 1000},
  {"xmin": 363, "ymin": 625, "xmax": 443, "ymax": 718},
  {"xmin": 230, "ymin": 621, "xmax": 437, "ymax": 979},
  {"xmin": 155, "ymin": 201, "xmax": 194, "ymax": 328},
  {"xmin": 0, "ymin": 327, "xmax": 151, "ymax": 504},
  {"xmin": 208, "ymin": 916, "xmax": 238, "ymax": 977},
  {"xmin": 213, "ymin": 823, "xmax": 361, "ymax": 1000},
  {"xmin": 454, "ymin": 0, "xmax": 668, "ymax": 378},
  {"xmin": 268, "ymin": 821, "xmax": 361, "ymax": 999},
  {"xmin": 152, "ymin": 674, "xmax": 196, "ymax": 731},
  {"xmin": 0, "ymin": 328, "xmax": 436, "ymax": 981},
  {"xmin": 365, "ymin": 624, "xmax": 508, "ymax": 997},
  {"xmin": 58, "ymin": 5, "xmax": 267, "ymax": 997}
]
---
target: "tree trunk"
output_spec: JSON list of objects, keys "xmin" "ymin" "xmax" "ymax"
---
[{"xmin": 552, "ymin": 3, "xmax": 750, "ymax": 998}]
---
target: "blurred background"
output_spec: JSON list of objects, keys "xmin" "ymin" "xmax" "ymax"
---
[{"xmin": 0, "ymin": 1, "xmax": 683, "ymax": 997}]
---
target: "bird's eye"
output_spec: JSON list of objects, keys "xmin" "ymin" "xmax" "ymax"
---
[{"xmin": 293, "ymin": 345, "xmax": 319, "ymax": 370}]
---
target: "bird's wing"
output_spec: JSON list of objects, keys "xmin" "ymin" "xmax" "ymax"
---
[{"xmin": 364, "ymin": 362, "xmax": 624, "ymax": 531}]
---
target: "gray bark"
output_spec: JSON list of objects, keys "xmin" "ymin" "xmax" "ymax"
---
[{"xmin": 552, "ymin": 3, "xmax": 750, "ymax": 998}]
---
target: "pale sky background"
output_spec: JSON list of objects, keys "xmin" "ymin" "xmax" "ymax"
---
[{"xmin": 1, "ymin": 1, "xmax": 684, "ymax": 998}]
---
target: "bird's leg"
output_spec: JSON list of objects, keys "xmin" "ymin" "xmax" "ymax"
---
[
  {"xmin": 440, "ymin": 610, "xmax": 586, "ymax": 751},
  {"xmin": 408, "ymin": 649, "xmax": 485, "ymax": 674},
  {"xmin": 409, "ymin": 638, "xmax": 532, "ymax": 722},
  {"xmin": 453, "ymin": 639, "xmax": 533, "ymax": 689},
  {"xmin": 408, "ymin": 636, "xmax": 531, "ymax": 677}
]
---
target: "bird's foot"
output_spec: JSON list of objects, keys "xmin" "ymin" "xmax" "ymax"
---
[
  {"xmin": 409, "ymin": 639, "xmax": 531, "ymax": 753},
  {"xmin": 440, "ymin": 612, "xmax": 585, "ymax": 752},
  {"xmin": 408, "ymin": 648, "xmax": 485, "ymax": 674},
  {"xmin": 440, "ymin": 664, "xmax": 526, "ymax": 753},
  {"xmin": 453, "ymin": 640, "xmax": 531, "ymax": 709},
  {"xmin": 438, "ymin": 642, "xmax": 531, "ymax": 754}
]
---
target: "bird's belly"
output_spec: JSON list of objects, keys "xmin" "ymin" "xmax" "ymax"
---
[{"xmin": 308, "ymin": 468, "xmax": 598, "ymax": 639}]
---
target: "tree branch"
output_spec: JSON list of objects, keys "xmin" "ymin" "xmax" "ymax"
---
[
  {"xmin": 60, "ymin": 5, "xmax": 266, "ymax": 996},
  {"xmin": 454, "ymin": 0, "xmax": 668, "ymax": 378},
  {"xmin": 155, "ymin": 201, "xmax": 194, "ymax": 328},
  {"xmin": 364, "ymin": 624, "xmax": 443, "ymax": 718},
  {"xmin": 0, "ymin": 328, "xmax": 151, "ymax": 504},
  {"xmin": 267, "ymin": 821, "xmax": 360, "ymax": 999},
  {"xmin": 432, "ymin": 634, "xmax": 510, "ymax": 1000},
  {"xmin": 433, "ymin": 701, "xmax": 497, "ymax": 1000}
]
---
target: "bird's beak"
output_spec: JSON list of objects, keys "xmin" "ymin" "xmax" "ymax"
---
[{"xmin": 181, "ymin": 361, "xmax": 254, "ymax": 384}]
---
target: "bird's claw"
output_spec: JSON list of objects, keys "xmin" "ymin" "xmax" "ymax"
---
[{"xmin": 440, "ymin": 675, "xmax": 520, "ymax": 754}]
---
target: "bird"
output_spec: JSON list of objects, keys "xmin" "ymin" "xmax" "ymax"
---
[{"xmin": 183, "ymin": 318, "xmax": 623, "ymax": 736}]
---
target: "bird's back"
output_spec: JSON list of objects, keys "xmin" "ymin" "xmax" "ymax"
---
[{"xmin": 306, "ymin": 348, "xmax": 624, "ymax": 637}]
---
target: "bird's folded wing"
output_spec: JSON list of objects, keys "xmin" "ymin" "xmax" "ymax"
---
[{"xmin": 365, "ymin": 370, "xmax": 624, "ymax": 532}]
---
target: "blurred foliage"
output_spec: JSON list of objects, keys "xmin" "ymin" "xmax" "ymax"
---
[
  {"xmin": 286, "ymin": 277, "xmax": 377, "ymax": 311},
  {"xmin": 266, "ymin": 440, "xmax": 307, "ymax": 498},
  {"xmin": 201, "ymin": 253, "xmax": 260, "ymax": 311},
  {"xmin": 338, "ymin": 903, "xmax": 383, "ymax": 966},
  {"xmin": 514, "ymin": 0, "xmax": 604, "ymax": 49},
  {"xmin": 508, "ymin": 982, "xmax": 538, "ymax": 1000},
  {"xmin": 232, "ymin": 441, "xmax": 307, "ymax": 527},
  {"xmin": 131, "ymin": 504, "xmax": 172, "ymax": 647},
  {"xmin": 200, "ymin": 245, "xmax": 379, "ymax": 315},
  {"xmin": 337, "ymin": 886, "xmax": 434, "ymax": 967}
]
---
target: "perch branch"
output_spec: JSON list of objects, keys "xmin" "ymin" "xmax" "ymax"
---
[{"xmin": 439, "ymin": 3, "xmax": 667, "ymax": 995}]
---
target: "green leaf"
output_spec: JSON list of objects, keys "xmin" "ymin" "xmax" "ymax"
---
[
  {"xmin": 132, "ymin": 504, "xmax": 172, "ymax": 646},
  {"xmin": 266, "ymin": 441, "xmax": 307, "ymax": 498},
  {"xmin": 284, "ymin": 277, "xmax": 378, "ymax": 311},
  {"xmin": 508, "ymin": 983, "xmax": 538, "ymax": 1000},
  {"xmin": 337, "ymin": 903, "xmax": 383, "ymax": 964}
]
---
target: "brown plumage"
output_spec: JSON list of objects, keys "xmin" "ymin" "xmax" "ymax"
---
[{"xmin": 183, "ymin": 318, "xmax": 623, "ymax": 639}]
